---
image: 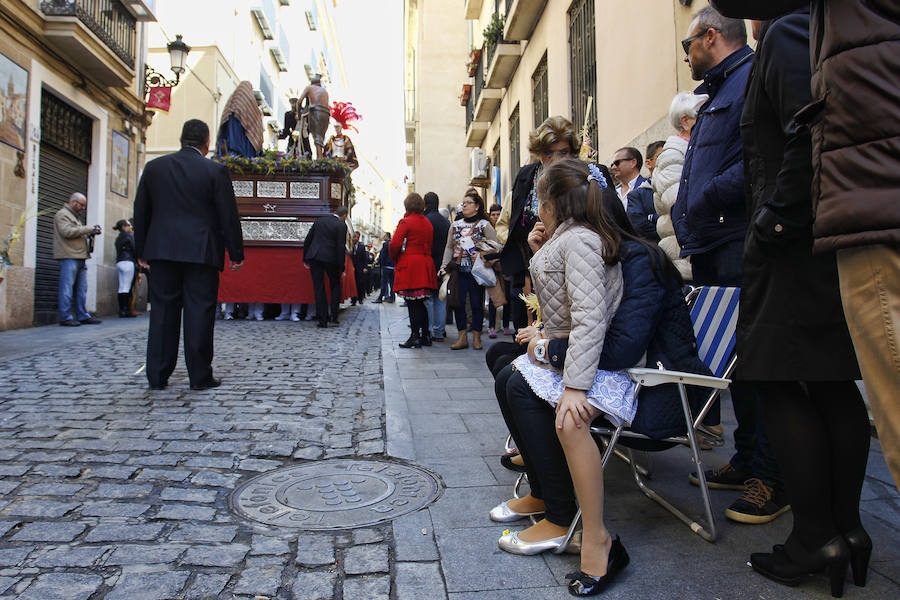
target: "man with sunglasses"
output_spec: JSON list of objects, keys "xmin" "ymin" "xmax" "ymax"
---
[
  {"xmin": 610, "ymin": 147, "xmax": 646, "ymax": 209},
  {"xmin": 672, "ymin": 7, "xmax": 788, "ymax": 527}
]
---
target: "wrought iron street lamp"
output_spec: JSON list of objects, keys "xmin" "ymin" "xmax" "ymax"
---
[{"xmin": 144, "ymin": 34, "xmax": 191, "ymax": 96}]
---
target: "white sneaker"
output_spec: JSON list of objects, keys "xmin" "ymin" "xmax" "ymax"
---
[
  {"xmin": 275, "ymin": 315, "xmax": 289, "ymax": 321},
  {"xmin": 290, "ymin": 314, "xmax": 301, "ymax": 321}
]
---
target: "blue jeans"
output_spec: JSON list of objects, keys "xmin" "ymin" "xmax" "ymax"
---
[
  {"xmin": 425, "ymin": 294, "xmax": 447, "ymax": 338},
  {"xmin": 454, "ymin": 271, "xmax": 485, "ymax": 332},
  {"xmin": 380, "ymin": 267, "xmax": 395, "ymax": 300},
  {"xmin": 58, "ymin": 258, "xmax": 90, "ymax": 322}
]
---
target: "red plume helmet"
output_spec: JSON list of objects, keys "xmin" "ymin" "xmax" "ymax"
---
[{"xmin": 330, "ymin": 101, "xmax": 362, "ymax": 133}]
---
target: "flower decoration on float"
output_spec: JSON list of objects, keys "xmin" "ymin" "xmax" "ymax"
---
[
  {"xmin": 330, "ymin": 101, "xmax": 362, "ymax": 132},
  {"xmin": 213, "ymin": 151, "xmax": 354, "ymax": 195}
]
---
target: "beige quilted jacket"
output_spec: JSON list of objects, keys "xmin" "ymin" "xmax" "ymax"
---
[{"xmin": 529, "ymin": 220, "xmax": 623, "ymax": 390}]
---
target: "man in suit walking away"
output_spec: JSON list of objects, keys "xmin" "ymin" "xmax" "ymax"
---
[
  {"xmin": 134, "ymin": 119, "xmax": 244, "ymax": 391},
  {"xmin": 303, "ymin": 206, "xmax": 349, "ymax": 328}
]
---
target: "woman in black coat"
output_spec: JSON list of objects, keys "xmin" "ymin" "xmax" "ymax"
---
[{"xmin": 736, "ymin": 13, "xmax": 869, "ymax": 597}]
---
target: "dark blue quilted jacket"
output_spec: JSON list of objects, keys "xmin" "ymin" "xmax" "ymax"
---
[{"xmin": 548, "ymin": 241, "xmax": 712, "ymax": 439}]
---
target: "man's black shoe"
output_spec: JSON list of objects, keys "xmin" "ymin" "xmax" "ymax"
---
[
  {"xmin": 373, "ymin": 298, "xmax": 383, "ymax": 304},
  {"xmin": 149, "ymin": 383, "xmax": 166, "ymax": 390},
  {"xmin": 316, "ymin": 322, "xmax": 328, "ymax": 328},
  {"xmin": 330, "ymin": 318, "xmax": 339, "ymax": 324},
  {"xmin": 190, "ymin": 377, "xmax": 221, "ymax": 391},
  {"xmin": 689, "ymin": 462, "xmax": 749, "ymax": 490},
  {"xmin": 725, "ymin": 478, "xmax": 791, "ymax": 524},
  {"xmin": 80, "ymin": 317, "xmax": 102, "ymax": 324},
  {"xmin": 60, "ymin": 319, "xmax": 81, "ymax": 327}
]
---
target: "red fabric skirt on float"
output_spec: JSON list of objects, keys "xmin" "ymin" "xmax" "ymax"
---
[{"xmin": 218, "ymin": 247, "xmax": 357, "ymax": 303}]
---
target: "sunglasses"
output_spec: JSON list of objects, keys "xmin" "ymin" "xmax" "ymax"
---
[
  {"xmin": 611, "ymin": 158, "xmax": 634, "ymax": 167},
  {"xmin": 681, "ymin": 27, "xmax": 718, "ymax": 55}
]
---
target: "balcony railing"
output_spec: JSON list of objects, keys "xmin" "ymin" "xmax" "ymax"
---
[
  {"xmin": 41, "ymin": 0, "xmax": 137, "ymax": 67},
  {"xmin": 465, "ymin": 88, "xmax": 475, "ymax": 132},
  {"xmin": 472, "ymin": 50, "xmax": 485, "ymax": 109}
]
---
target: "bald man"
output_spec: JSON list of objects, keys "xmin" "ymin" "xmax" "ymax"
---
[{"xmin": 53, "ymin": 192, "xmax": 102, "ymax": 326}]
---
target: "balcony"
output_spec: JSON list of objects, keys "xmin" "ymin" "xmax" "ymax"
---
[
  {"xmin": 504, "ymin": 0, "xmax": 544, "ymax": 41},
  {"xmin": 471, "ymin": 50, "xmax": 501, "ymax": 123},
  {"xmin": 251, "ymin": 0, "xmax": 276, "ymax": 40},
  {"xmin": 484, "ymin": 41, "xmax": 521, "ymax": 89},
  {"xmin": 40, "ymin": 0, "xmax": 139, "ymax": 87},
  {"xmin": 464, "ymin": 0, "xmax": 484, "ymax": 19}
]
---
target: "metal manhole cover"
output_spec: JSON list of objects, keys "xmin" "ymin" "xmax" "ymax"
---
[{"xmin": 229, "ymin": 459, "xmax": 442, "ymax": 530}]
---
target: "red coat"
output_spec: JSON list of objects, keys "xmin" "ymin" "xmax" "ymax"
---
[{"xmin": 389, "ymin": 212, "xmax": 438, "ymax": 291}]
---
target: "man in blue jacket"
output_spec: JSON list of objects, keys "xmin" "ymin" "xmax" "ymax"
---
[{"xmin": 673, "ymin": 7, "xmax": 786, "ymax": 525}]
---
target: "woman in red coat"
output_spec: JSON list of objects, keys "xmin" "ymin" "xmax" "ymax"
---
[{"xmin": 389, "ymin": 193, "xmax": 438, "ymax": 348}]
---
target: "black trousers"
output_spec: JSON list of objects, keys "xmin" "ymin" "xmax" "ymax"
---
[
  {"xmin": 756, "ymin": 380, "xmax": 869, "ymax": 551},
  {"xmin": 495, "ymin": 364, "xmax": 577, "ymax": 526},
  {"xmin": 309, "ymin": 260, "xmax": 342, "ymax": 324},
  {"xmin": 486, "ymin": 341, "xmax": 526, "ymax": 378},
  {"xmin": 146, "ymin": 260, "xmax": 219, "ymax": 387},
  {"xmin": 354, "ymin": 268, "xmax": 366, "ymax": 301}
]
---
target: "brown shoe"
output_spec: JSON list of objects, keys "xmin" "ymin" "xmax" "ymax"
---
[
  {"xmin": 472, "ymin": 330, "xmax": 483, "ymax": 350},
  {"xmin": 450, "ymin": 330, "xmax": 468, "ymax": 350}
]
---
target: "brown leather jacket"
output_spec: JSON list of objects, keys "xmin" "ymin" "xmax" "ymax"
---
[{"xmin": 712, "ymin": 0, "xmax": 900, "ymax": 251}]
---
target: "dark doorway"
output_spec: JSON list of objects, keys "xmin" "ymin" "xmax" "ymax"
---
[{"xmin": 34, "ymin": 91, "xmax": 92, "ymax": 326}]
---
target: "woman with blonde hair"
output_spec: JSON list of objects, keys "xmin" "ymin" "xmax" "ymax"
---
[
  {"xmin": 652, "ymin": 91, "xmax": 709, "ymax": 281},
  {"xmin": 496, "ymin": 116, "xmax": 580, "ymax": 332}
]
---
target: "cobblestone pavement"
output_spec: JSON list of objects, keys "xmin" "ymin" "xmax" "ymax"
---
[{"xmin": 0, "ymin": 304, "xmax": 398, "ymax": 600}]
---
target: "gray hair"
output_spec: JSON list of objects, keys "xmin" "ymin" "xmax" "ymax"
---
[
  {"xmin": 68, "ymin": 192, "xmax": 86, "ymax": 204},
  {"xmin": 668, "ymin": 91, "xmax": 710, "ymax": 132},
  {"xmin": 692, "ymin": 6, "xmax": 747, "ymax": 47}
]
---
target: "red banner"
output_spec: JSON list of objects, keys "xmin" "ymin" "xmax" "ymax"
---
[{"xmin": 146, "ymin": 86, "xmax": 171, "ymax": 113}]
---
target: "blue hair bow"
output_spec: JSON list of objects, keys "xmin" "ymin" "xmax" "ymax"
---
[{"xmin": 587, "ymin": 163, "xmax": 607, "ymax": 189}]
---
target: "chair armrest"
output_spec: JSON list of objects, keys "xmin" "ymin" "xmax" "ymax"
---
[{"xmin": 626, "ymin": 367, "xmax": 731, "ymax": 390}]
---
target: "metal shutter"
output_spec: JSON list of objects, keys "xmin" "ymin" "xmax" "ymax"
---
[{"xmin": 34, "ymin": 146, "xmax": 90, "ymax": 325}]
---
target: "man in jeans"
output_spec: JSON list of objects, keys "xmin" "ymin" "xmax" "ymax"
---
[
  {"xmin": 53, "ymin": 192, "xmax": 102, "ymax": 326},
  {"xmin": 423, "ymin": 192, "xmax": 450, "ymax": 341},
  {"xmin": 373, "ymin": 232, "xmax": 394, "ymax": 304},
  {"xmin": 673, "ymin": 6, "xmax": 787, "ymax": 524}
]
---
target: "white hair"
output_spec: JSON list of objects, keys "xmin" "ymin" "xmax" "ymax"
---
[
  {"xmin": 668, "ymin": 91, "xmax": 710, "ymax": 132},
  {"xmin": 438, "ymin": 207, "xmax": 450, "ymax": 220}
]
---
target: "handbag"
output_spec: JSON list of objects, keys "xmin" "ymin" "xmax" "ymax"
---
[
  {"xmin": 438, "ymin": 273, "xmax": 449, "ymax": 301},
  {"xmin": 471, "ymin": 254, "xmax": 497, "ymax": 287}
]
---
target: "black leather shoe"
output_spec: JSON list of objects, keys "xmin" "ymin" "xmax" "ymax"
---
[
  {"xmin": 79, "ymin": 317, "xmax": 102, "ymax": 324},
  {"xmin": 60, "ymin": 319, "xmax": 81, "ymax": 327},
  {"xmin": 750, "ymin": 536, "xmax": 849, "ymax": 598},
  {"xmin": 500, "ymin": 451, "xmax": 527, "ymax": 473},
  {"xmin": 844, "ymin": 527, "xmax": 872, "ymax": 587},
  {"xmin": 420, "ymin": 330, "xmax": 432, "ymax": 346},
  {"xmin": 566, "ymin": 536, "xmax": 629, "ymax": 596},
  {"xmin": 373, "ymin": 298, "xmax": 383, "ymax": 304},
  {"xmin": 148, "ymin": 383, "xmax": 166, "ymax": 390},
  {"xmin": 316, "ymin": 322, "xmax": 328, "ymax": 328},
  {"xmin": 190, "ymin": 377, "xmax": 221, "ymax": 391},
  {"xmin": 398, "ymin": 335, "xmax": 421, "ymax": 349}
]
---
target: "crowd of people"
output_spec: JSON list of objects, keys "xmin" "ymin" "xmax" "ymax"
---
[{"xmin": 386, "ymin": 3, "xmax": 897, "ymax": 598}]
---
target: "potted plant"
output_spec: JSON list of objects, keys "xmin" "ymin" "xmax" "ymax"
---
[
  {"xmin": 482, "ymin": 12, "xmax": 503, "ymax": 50},
  {"xmin": 467, "ymin": 48, "xmax": 482, "ymax": 76},
  {"xmin": 459, "ymin": 83, "xmax": 472, "ymax": 107}
]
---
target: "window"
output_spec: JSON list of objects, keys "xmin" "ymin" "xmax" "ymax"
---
[
  {"xmin": 532, "ymin": 53, "xmax": 548, "ymax": 129},
  {"xmin": 569, "ymin": 0, "xmax": 596, "ymax": 148},
  {"xmin": 509, "ymin": 105, "xmax": 521, "ymax": 173},
  {"xmin": 492, "ymin": 138, "xmax": 501, "ymax": 174}
]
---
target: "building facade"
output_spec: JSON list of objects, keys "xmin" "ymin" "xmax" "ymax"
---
[
  {"xmin": 459, "ymin": 0, "xmax": 710, "ymax": 205},
  {"xmin": 0, "ymin": 0, "xmax": 155, "ymax": 329},
  {"xmin": 404, "ymin": 0, "xmax": 470, "ymax": 216}
]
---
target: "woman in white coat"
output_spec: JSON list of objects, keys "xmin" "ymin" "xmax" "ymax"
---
[{"xmin": 652, "ymin": 91, "xmax": 709, "ymax": 282}]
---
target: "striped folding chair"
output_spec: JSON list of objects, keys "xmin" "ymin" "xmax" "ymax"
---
[{"xmin": 547, "ymin": 286, "xmax": 739, "ymax": 549}]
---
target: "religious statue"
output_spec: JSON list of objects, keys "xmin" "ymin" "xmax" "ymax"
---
[
  {"xmin": 325, "ymin": 101, "xmax": 361, "ymax": 171},
  {"xmin": 297, "ymin": 74, "xmax": 330, "ymax": 159}
]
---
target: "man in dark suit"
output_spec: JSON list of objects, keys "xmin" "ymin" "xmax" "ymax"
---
[
  {"xmin": 303, "ymin": 206, "xmax": 349, "ymax": 328},
  {"xmin": 350, "ymin": 231, "xmax": 368, "ymax": 305},
  {"xmin": 134, "ymin": 119, "xmax": 244, "ymax": 391}
]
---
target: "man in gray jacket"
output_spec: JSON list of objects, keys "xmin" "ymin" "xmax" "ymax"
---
[{"xmin": 53, "ymin": 192, "xmax": 101, "ymax": 326}]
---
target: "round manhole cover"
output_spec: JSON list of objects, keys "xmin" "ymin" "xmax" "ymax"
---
[{"xmin": 229, "ymin": 459, "xmax": 442, "ymax": 530}]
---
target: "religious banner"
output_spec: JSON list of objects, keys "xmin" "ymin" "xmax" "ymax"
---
[{"xmin": 146, "ymin": 86, "xmax": 171, "ymax": 113}]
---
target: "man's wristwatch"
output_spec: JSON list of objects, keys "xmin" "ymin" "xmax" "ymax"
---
[{"xmin": 533, "ymin": 339, "xmax": 550, "ymax": 363}]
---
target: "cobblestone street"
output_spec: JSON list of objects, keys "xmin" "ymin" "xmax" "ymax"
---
[
  {"xmin": 0, "ymin": 305, "xmax": 392, "ymax": 599},
  {"xmin": 1, "ymin": 300, "xmax": 899, "ymax": 599}
]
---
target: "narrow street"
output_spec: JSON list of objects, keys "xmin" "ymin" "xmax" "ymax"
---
[{"xmin": 0, "ymin": 301, "xmax": 897, "ymax": 599}]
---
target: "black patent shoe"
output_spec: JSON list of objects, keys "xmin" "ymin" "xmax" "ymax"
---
[
  {"xmin": 844, "ymin": 526, "xmax": 872, "ymax": 587},
  {"xmin": 398, "ymin": 334, "xmax": 421, "ymax": 349},
  {"xmin": 420, "ymin": 330, "xmax": 432, "ymax": 347},
  {"xmin": 566, "ymin": 535, "xmax": 629, "ymax": 596},
  {"xmin": 750, "ymin": 535, "xmax": 849, "ymax": 598}
]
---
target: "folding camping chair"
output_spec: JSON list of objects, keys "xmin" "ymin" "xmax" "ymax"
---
[{"xmin": 509, "ymin": 286, "xmax": 739, "ymax": 548}]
